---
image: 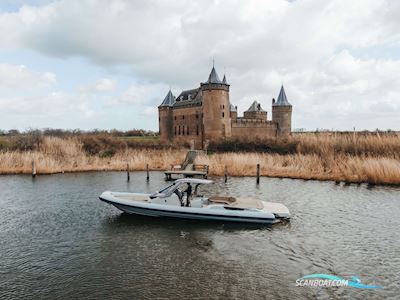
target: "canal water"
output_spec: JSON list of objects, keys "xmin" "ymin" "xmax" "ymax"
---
[{"xmin": 0, "ymin": 172, "xmax": 399, "ymax": 299}]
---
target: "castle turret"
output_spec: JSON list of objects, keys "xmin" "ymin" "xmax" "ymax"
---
[
  {"xmin": 272, "ymin": 85, "xmax": 292, "ymax": 137},
  {"xmin": 200, "ymin": 66, "xmax": 231, "ymax": 141},
  {"xmin": 244, "ymin": 101, "xmax": 267, "ymax": 120},
  {"xmin": 158, "ymin": 89, "xmax": 175, "ymax": 142},
  {"xmin": 230, "ymin": 104, "xmax": 237, "ymax": 119}
]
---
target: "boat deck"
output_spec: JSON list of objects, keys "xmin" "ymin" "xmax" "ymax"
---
[
  {"xmin": 209, "ymin": 196, "xmax": 264, "ymax": 210},
  {"xmin": 114, "ymin": 194, "xmax": 265, "ymax": 210}
]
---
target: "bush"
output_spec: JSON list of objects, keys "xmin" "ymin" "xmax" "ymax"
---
[
  {"xmin": 80, "ymin": 135, "xmax": 127, "ymax": 156},
  {"xmin": 208, "ymin": 138, "xmax": 298, "ymax": 154},
  {"xmin": 8, "ymin": 133, "xmax": 42, "ymax": 151},
  {"xmin": 0, "ymin": 138, "xmax": 11, "ymax": 150}
]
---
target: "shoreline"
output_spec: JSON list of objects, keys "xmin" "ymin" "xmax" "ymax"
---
[{"xmin": 1, "ymin": 169, "xmax": 400, "ymax": 187}]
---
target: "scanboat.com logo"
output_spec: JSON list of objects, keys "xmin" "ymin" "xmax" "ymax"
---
[{"xmin": 296, "ymin": 274, "xmax": 383, "ymax": 289}]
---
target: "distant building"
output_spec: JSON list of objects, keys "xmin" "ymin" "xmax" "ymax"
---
[{"xmin": 158, "ymin": 66, "xmax": 292, "ymax": 149}]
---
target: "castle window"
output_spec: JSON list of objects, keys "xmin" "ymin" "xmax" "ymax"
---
[
  {"xmin": 223, "ymin": 105, "xmax": 225, "ymax": 109},
  {"xmin": 174, "ymin": 126, "xmax": 176, "ymax": 136},
  {"xmin": 195, "ymin": 114, "xmax": 198, "ymax": 119},
  {"xmin": 196, "ymin": 125, "xmax": 199, "ymax": 135},
  {"xmin": 222, "ymin": 112, "xmax": 225, "ymax": 118},
  {"xmin": 182, "ymin": 115, "xmax": 184, "ymax": 120},
  {"xmin": 174, "ymin": 116, "xmax": 176, "ymax": 120},
  {"xmin": 178, "ymin": 126, "xmax": 181, "ymax": 135}
]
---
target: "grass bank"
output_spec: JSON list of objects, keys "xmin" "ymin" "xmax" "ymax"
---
[{"xmin": 0, "ymin": 133, "xmax": 399, "ymax": 185}]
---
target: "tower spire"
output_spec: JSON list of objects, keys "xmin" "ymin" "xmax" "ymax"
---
[
  {"xmin": 205, "ymin": 64, "xmax": 221, "ymax": 84},
  {"xmin": 273, "ymin": 85, "xmax": 291, "ymax": 106},
  {"xmin": 159, "ymin": 89, "xmax": 176, "ymax": 107}
]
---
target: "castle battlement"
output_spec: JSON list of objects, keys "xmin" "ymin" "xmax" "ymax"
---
[
  {"xmin": 158, "ymin": 66, "xmax": 292, "ymax": 149},
  {"xmin": 232, "ymin": 118, "xmax": 276, "ymax": 125}
]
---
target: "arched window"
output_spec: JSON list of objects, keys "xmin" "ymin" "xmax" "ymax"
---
[
  {"xmin": 174, "ymin": 126, "xmax": 176, "ymax": 136},
  {"xmin": 178, "ymin": 126, "xmax": 181, "ymax": 135},
  {"xmin": 196, "ymin": 125, "xmax": 199, "ymax": 135},
  {"xmin": 222, "ymin": 112, "xmax": 225, "ymax": 118}
]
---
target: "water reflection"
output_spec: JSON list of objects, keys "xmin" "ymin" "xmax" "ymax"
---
[{"xmin": 104, "ymin": 212, "xmax": 279, "ymax": 232}]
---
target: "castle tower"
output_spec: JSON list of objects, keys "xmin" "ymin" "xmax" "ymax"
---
[
  {"xmin": 200, "ymin": 66, "xmax": 231, "ymax": 141},
  {"xmin": 272, "ymin": 85, "xmax": 292, "ymax": 137},
  {"xmin": 158, "ymin": 89, "xmax": 175, "ymax": 142}
]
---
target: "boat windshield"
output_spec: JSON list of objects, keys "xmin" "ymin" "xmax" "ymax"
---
[
  {"xmin": 151, "ymin": 181, "xmax": 205, "ymax": 199},
  {"xmin": 158, "ymin": 183, "xmax": 175, "ymax": 193}
]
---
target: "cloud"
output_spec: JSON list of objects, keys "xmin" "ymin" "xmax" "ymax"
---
[
  {"xmin": 79, "ymin": 78, "xmax": 117, "ymax": 93},
  {"xmin": 0, "ymin": 0, "xmax": 400, "ymax": 130},
  {"xmin": 0, "ymin": 63, "xmax": 55, "ymax": 91}
]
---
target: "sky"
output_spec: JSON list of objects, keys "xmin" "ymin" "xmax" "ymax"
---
[{"xmin": 0, "ymin": 0, "xmax": 399, "ymax": 131}]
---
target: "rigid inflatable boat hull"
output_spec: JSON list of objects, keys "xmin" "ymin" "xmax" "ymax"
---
[{"xmin": 99, "ymin": 196, "xmax": 279, "ymax": 224}]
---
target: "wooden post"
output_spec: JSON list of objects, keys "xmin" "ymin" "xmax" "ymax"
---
[
  {"xmin": 205, "ymin": 165, "xmax": 209, "ymax": 179},
  {"xmin": 224, "ymin": 165, "xmax": 228, "ymax": 183},
  {"xmin": 32, "ymin": 160, "xmax": 36, "ymax": 178},
  {"xmin": 146, "ymin": 164, "xmax": 149, "ymax": 181},
  {"xmin": 127, "ymin": 163, "xmax": 130, "ymax": 181},
  {"xmin": 256, "ymin": 163, "xmax": 260, "ymax": 184}
]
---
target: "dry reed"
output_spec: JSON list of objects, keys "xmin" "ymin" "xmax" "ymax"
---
[
  {"xmin": 0, "ymin": 136, "xmax": 185, "ymax": 175},
  {"xmin": 1, "ymin": 134, "xmax": 400, "ymax": 185},
  {"xmin": 195, "ymin": 152, "xmax": 400, "ymax": 185},
  {"xmin": 197, "ymin": 132, "xmax": 400, "ymax": 185}
]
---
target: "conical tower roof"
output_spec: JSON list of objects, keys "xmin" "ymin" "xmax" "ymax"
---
[
  {"xmin": 273, "ymin": 85, "xmax": 291, "ymax": 106},
  {"xmin": 246, "ymin": 100, "xmax": 265, "ymax": 112},
  {"xmin": 159, "ymin": 89, "xmax": 176, "ymax": 107},
  {"xmin": 206, "ymin": 66, "xmax": 222, "ymax": 84},
  {"xmin": 222, "ymin": 74, "xmax": 227, "ymax": 84}
]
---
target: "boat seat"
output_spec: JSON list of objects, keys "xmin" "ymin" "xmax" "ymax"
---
[
  {"xmin": 115, "ymin": 195, "xmax": 149, "ymax": 202},
  {"xmin": 209, "ymin": 196, "xmax": 236, "ymax": 205},
  {"xmin": 233, "ymin": 198, "xmax": 264, "ymax": 210}
]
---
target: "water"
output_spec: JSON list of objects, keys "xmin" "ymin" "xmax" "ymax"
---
[{"xmin": 0, "ymin": 172, "xmax": 399, "ymax": 299}]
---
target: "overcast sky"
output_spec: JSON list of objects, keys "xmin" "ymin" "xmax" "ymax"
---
[{"xmin": 0, "ymin": 0, "xmax": 399, "ymax": 131}]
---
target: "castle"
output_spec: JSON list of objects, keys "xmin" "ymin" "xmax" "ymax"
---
[{"xmin": 158, "ymin": 66, "xmax": 292, "ymax": 149}]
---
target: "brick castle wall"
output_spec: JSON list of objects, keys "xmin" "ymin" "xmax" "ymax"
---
[
  {"xmin": 171, "ymin": 106, "xmax": 203, "ymax": 149},
  {"xmin": 231, "ymin": 119, "xmax": 277, "ymax": 140}
]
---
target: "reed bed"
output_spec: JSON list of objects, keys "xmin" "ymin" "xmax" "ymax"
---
[
  {"xmin": 0, "ymin": 136, "xmax": 185, "ymax": 174},
  {"xmin": 1, "ymin": 134, "xmax": 400, "ymax": 185},
  {"xmin": 293, "ymin": 132, "xmax": 400, "ymax": 159},
  {"xmin": 198, "ymin": 133, "xmax": 400, "ymax": 184},
  {"xmin": 195, "ymin": 153, "xmax": 400, "ymax": 185}
]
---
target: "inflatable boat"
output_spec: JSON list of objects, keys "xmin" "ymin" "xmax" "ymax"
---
[{"xmin": 99, "ymin": 178, "xmax": 290, "ymax": 224}]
